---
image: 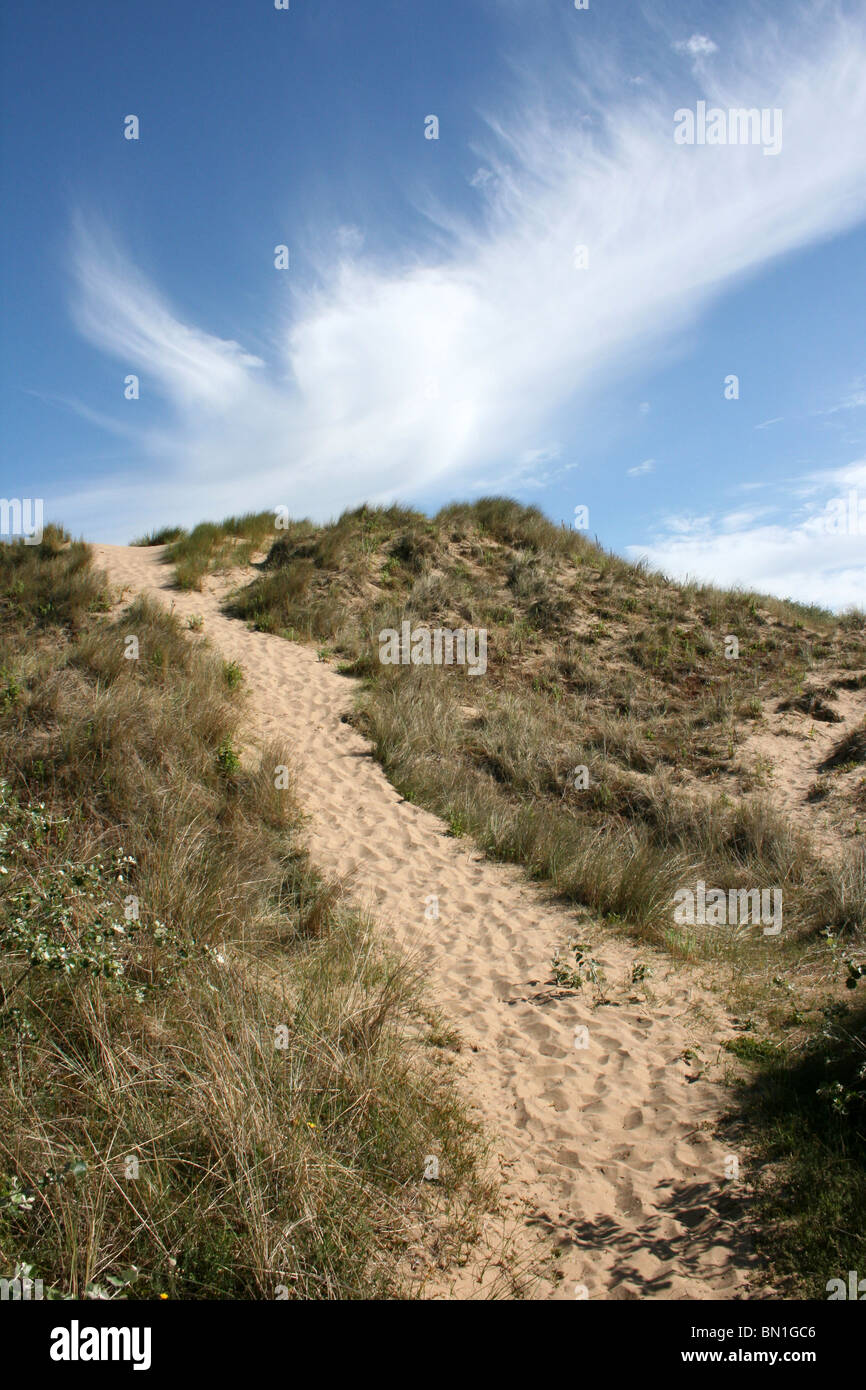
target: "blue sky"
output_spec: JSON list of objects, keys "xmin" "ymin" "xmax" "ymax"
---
[{"xmin": 1, "ymin": 0, "xmax": 865, "ymax": 607}]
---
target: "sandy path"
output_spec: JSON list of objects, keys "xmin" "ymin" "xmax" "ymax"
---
[
  {"xmin": 92, "ymin": 543, "xmax": 763, "ymax": 1300},
  {"xmin": 740, "ymin": 680, "xmax": 865, "ymax": 859}
]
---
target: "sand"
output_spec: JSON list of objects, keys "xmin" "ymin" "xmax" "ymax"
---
[
  {"xmin": 739, "ymin": 681, "xmax": 865, "ymax": 859},
  {"xmin": 91, "ymin": 543, "xmax": 764, "ymax": 1300}
]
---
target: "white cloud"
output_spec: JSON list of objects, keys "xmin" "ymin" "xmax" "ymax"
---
[
  {"xmin": 70, "ymin": 6, "xmax": 866, "ymax": 535},
  {"xmin": 72, "ymin": 222, "xmax": 265, "ymax": 417},
  {"xmin": 628, "ymin": 458, "xmax": 655, "ymax": 476},
  {"xmin": 720, "ymin": 508, "xmax": 772, "ymax": 529},
  {"xmin": 519, "ymin": 445, "xmax": 561, "ymax": 467},
  {"xmin": 674, "ymin": 34, "xmax": 719, "ymax": 61},
  {"xmin": 468, "ymin": 446, "xmax": 577, "ymax": 494},
  {"xmin": 629, "ymin": 461, "xmax": 866, "ymax": 611}
]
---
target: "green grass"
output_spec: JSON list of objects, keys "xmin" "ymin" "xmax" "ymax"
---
[
  {"xmin": 131, "ymin": 526, "xmax": 187, "ymax": 547},
  {"xmin": 161, "ymin": 513, "xmax": 278, "ymax": 590},
  {"xmin": 734, "ymin": 1004, "xmax": 866, "ymax": 1296}
]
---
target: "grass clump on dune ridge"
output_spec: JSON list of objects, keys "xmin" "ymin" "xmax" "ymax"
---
[
  {"xmin": 160, "ymin": 512, "xmax": 278, "ymax": 590},
  {"xmin": 0, "ymin": 524, "xmax": 108, "ymax": 632},
  {"xmin": 131, "ymin": 525, "xmax": 187, "ymax": 547},
  {"xmin": 0, "ymin": 536, "xmax": 488, "ymax": 1299}
]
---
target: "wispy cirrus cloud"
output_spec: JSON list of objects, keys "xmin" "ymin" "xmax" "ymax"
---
[
  {"xmin": 68, "ymin": 4, "xmax": 866, "ymax": 536},
  {"xmin": 72, "ymin": 221, "xmax": 265, "ymax": 413},
  {"xmin": 815, "ymin": 380, "xmax": 866, "ymax": 415}
]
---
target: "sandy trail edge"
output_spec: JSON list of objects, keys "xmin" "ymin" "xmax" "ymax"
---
[{"xmin": 92, "ymin": 543, "xmax": 765, "ymax": 1301}]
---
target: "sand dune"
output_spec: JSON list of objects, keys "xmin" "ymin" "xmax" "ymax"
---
[{"xmin": 92, "ymin": 543, "xmax": 764, "ymax": 1300}]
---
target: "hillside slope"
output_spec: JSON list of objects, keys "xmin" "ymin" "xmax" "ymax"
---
[
  {"xmin": 143, "ymin": 497, "xmax": 866, "ymax": 1293},
  {"xmin": 88, "ymin": 537, "xmax": 771, "ymax": 1299}
]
